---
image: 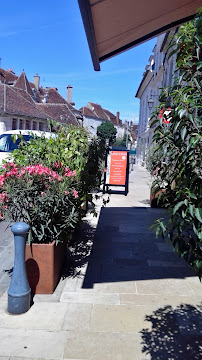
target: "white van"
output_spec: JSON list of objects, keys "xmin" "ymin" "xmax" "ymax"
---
[{"xmin": 0, "ymin": 130, "xmax": 55, "ymax": 166}]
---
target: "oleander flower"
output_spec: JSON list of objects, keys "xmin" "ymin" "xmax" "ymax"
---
[{"xmin": 0, "ymin": 163, "xmax": 81, "ymax": 244}]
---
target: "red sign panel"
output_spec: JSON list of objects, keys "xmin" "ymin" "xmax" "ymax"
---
[
  {"xmin": 106, "ymin": 151, "xmax": 127, "ymax": 185},
  {"xmin": 159, "ymin": 107, "xmax": 172, "ymax": 124}
]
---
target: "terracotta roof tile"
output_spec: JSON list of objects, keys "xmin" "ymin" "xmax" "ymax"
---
[
  {"xmin": 0, "ymin": 68, "xmax": 18, "ymax": 84},
  {"xmin": 14, "ymin": 71, "xmax": 33, "ymax": 97},
  {"xmin": 37, "ymin": 87, "xmax": 68, "ymax": 104},
  {"xmin": 87, "ymin": 102, "xmax": 108, "ymax": 120},
  {"xmin": 0, "ymin": 84, "xmax": 47, "ymax": 119},
  {"xmin": 103, "ymin": 108, "xmax": 122, "ymax": 126},
  {"xmin": 103, "ymin": 109, "xmax": 116, "ymax": 120},
  {"xmin": 80, "ymin": 106, "xmax": 98, "ymax": 118},
  {"xmin": 36, "ymin": 104, "xmax": 78, "ymax": 125},
  {"xmin": 14, "ymin": 88, "xmax": 35, "ymax": 103},
  {"xmin": 0, "ymin": 67, "xmax": 80, "ymax": 127}
]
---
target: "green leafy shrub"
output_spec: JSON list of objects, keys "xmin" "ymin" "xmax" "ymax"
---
[
  {"xmin": 10, "ymin": 125, "xmax": 105, "ymax": 214},
  {"xmin": 113, "ymin": 133, "xmax": 131, "ymax": 148},
  {"xmin": 150, "ymin": 11, "xmax": 202, "ymax": 277},
  {"xmin": 0, "ymin": 162, "xmax": 80, "ymax": 244}
]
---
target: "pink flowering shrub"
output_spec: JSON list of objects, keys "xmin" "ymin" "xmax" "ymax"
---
[{"xmin": 0, "ymin": 163, "xmax": 81, "ymax": 244}]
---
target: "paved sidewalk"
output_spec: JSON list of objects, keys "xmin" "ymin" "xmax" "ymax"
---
[
  {"xmin": 0, "ymin": 164, "xmax": 202, "ymax": 359},
  {"xmin": 0, "ymin": 222, "xmax": 14, "ymax": 297}
]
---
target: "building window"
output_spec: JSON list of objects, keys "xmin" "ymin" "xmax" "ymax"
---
[
  {"xmin": 25, "ymin": 120, "xmax": 30, "ymax": 130},
  {"xmin": 19, "ymin": 119, "xmax": 23, "ymax": 129},
  {"xmin": 168, "ymin": 60, "xmax": 173, "ymax": 86},
  {"xmin": 39, "ymin": 122, "xmax": 43, "ymax": 131},
  {"xmin": 33, "ymin": 121, "xmax": 37, "ymax": 130},
  {"xmin": 12, "ymin": 118, "xmax": 17, "ymax": 130}
]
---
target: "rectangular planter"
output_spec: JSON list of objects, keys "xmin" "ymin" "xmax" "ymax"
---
[{"xmin": 25, "ymin": 241, "xmax": 66, "ymax": 294}]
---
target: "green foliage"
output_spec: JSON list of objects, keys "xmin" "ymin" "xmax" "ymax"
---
[
  {"xmin": 11, "ymin": 125, "xmax": 89, "ymax": 172},
  {"xmin": 97, "ymin": 121, "xmax": 117, "ymax": 145},
  {"xmin": 145, "ymin": 142, "xmax": 164, "ymax": 174},
  {"xmin": 113, "ymin": 133, "xmax": 131, "ymax": 148},
  {"xmin": 1, "ymin": 124, "xmax": 106, "ymax": 243},
  {"xmin": 10, "ymin": 125, "xmax": 105, "ymax": 211},
  {"xmin": 0, "ymin": 163, "xmax": 80, "ymax": 245},
  {"xmin": 150, "ymin": 12, "xmax": 202, "ymax": 277}
]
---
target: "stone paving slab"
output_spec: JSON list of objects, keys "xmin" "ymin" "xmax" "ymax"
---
[
  {"xmin": 185, "ymin": 276, "xmax": 202, "ymax": 296},
  {"xmin": 63, "ymin": 331, "xmax": 151, "ymax": 360},
  {"xmin": 60, "ymin": 291, "xmax": 120, "ymax": 305},
  {"xmin": 61, "ymin": 303, "xmax": 93, "ymax": 331},
  {"xmin": 136, "ymin": 278, "xmax": 195, "ymax": 296},
  {"xmin": 90, "ymin": 304, "xmax": 154, "ymax": 333},
  {"xmin": 120, "ymin": 293, "xmax": 202, "ymax": 306},
  {"xmin": 0, "ymin": 328, "xmax": 67, "ymax": 359},
  {"xmin": 0, "ymin": 222, "xmax": 14, "ymax": 297},
  {"xmin": 9, "ymin": 358, "xmax": 56, "ymax": 360},
  {"xmin": 0, "ymin": 302, "xmax": 69, "ymax": 331},
  {"xmin": 155, "ymin": 242, "xmax": 174, "ymax": 252},
  {"xmin": 76, "ymin": 278, "xmax": 138, "ymax": 294},
  {"xmin": 147, "ymin": 259, "xmax": 188, "ymax": 267}
]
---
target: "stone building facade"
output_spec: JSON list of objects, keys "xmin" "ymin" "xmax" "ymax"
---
[
  {"xmin": 80, "ymin": 102, "xmax": 125, "ymax": 138},
  {"xmin": 0, "ymin": 68, "xmax": 80, "ymax": 133},
  {"xmin": 135, "ymin": 29, "xmax": 177, "ymax": 165}
]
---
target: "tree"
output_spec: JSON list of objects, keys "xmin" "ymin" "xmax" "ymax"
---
[
  {"xmin": 113, "ymin": 133, "xmax": 131, "ymax": 148},
  {"xmin": 97, "ymin": 121, "xmax": 117, "ymax": 145},
  {"xmin": 150, "ymin": 11, "xmax": 202, "ymax": 278}
]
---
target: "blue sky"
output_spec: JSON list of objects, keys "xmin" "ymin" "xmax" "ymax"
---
[{"xmin": 0, "ymin": 1, "xmax": 156, "ymax": 123}]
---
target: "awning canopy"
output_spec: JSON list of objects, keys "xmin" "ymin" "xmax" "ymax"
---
[{"xmin": 78, "ymin": 0, "xmax": 201, "ymax": 71}]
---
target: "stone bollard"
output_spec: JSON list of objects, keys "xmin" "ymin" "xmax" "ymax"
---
[{"xmin": 8, "ymin": 222, "xmax": 31, "ymax": 314}]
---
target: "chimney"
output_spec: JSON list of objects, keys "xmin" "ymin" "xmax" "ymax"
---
[
  {"xmin": 33, "ymin": 73, "xmax": 40, "ymax": 91},
  {"xmin": 67, "ymin": 85, "xmax": 73, "ymax": 104},
  {"xmin": 116, "ymin": 111, "xmax": 120, "ymax": 125},
  {"xmin": 44, "ymin": 93, "xmax": 49, "ymax": 103}
]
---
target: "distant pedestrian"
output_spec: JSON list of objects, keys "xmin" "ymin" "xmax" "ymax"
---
[{"xmin": 131, "ymin": 156, "xmax": 135, "ymax": 171}]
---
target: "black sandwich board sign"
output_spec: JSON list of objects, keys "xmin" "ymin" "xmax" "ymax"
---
[{"xmin": 103, "ymin": 148, "xmax": 129, "ymax": 195}]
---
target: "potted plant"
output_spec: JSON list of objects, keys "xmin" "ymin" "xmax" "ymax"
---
[
  {"xmin": 0, "ymin": 162, "xmax": 80, "ymax": 294},
  {"xmin": 0, "ymin": 124, "xmax": 106, "ymax": 293}
]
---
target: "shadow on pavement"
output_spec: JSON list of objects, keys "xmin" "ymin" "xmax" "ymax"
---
[
  {"xmin": 81, "ymin": 207, "xmax": 195, "ymax": 289},
  {"xmin": 140, "ymin": 303, "xmax": 202, "ymax": 359},
  {"xmin": 61, "ymin": 220, "xmax": 96, "ymax": 279},
  {"xmin": 3, "ymin": 268, "xmax": 13, "ymax": 277}
]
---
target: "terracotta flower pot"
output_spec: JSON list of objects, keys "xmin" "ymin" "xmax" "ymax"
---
[{"xmin": 25, "ymin": 241, "xmax": 66, "ymax": 294}]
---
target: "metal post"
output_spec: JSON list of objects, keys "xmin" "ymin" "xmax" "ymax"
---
[
  {"xmin": 126, "ymin": 121, "xmax": 128, "ymax": 149},
  {"xmin": 8, "ymin": 222, "xmax": 31, "ymax": 314}
]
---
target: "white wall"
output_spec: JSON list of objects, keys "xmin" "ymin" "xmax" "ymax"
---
[
  {"xmin": 82, "ymin": 116, "xmax": 103, "ymax": 136},
  {"xmin": 83, "ymin": 115, "xmax": 125, "ymax": 138},
  {"xmin": 0, "ymin": 116, "xmax": 48, "ymax": 134},
  {"xmin": 0, "ymin": 117, "xmax": 8, "ymax": 133},
  {"xmin": 115, "ymin": 124, "xmax": 125, "ymax": 138}
]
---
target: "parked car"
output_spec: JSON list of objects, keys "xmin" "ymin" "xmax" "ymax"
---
[{"xmin": 0, "ymin": 130, "xmax": 55, "ymax": 166}]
